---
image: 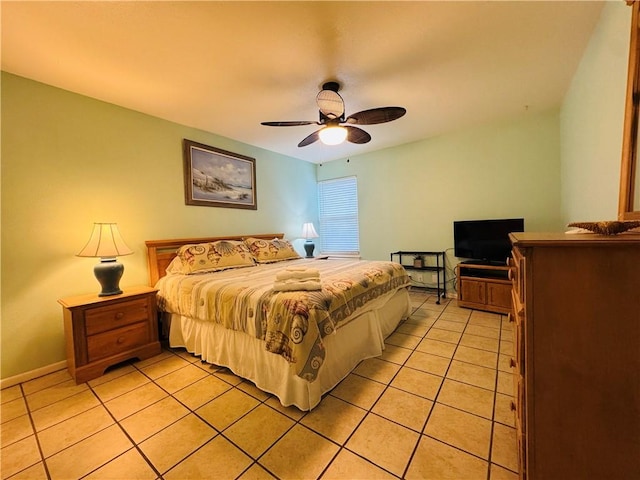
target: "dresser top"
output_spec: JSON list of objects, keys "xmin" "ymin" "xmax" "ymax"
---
[{"xmin": 510, "ymin": 232, "xmax": 640, "ymax": 247}]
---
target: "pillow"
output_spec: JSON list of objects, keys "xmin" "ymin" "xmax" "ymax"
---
[
  {"xmin": 173, "ymin": 240, "xmax": 255, "ymax": 274},
  {"xmin": 244, "ymin": 237, "xmax": 301, "ymax": 263}
]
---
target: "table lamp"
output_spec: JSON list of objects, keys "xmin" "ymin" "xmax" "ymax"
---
[
  {"xmin": 301, "ymin": 222, "xmax": 319, "ymax": 258},
  {"xmin": 77, "ymin": 223, "xmax": 133, "ymax": 296}
]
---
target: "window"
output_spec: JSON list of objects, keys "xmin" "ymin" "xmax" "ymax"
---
[{"xmin": 317, "ymin": 176, "xmax": 360, "ymax": 255}]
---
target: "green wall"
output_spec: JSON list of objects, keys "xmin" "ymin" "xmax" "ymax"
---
[
  {"xmin": 560, "ymin": 1, "xmax": 630, "ymax": 223},
  {"xmin": 318, "ymin": 109, "xmax": 562, "ymax": 267},
  {"xmin": 1, "ymin": 73, "xmax": 317, "ymax": 379}
]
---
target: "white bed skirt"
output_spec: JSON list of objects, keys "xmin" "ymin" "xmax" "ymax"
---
[{"xmin": 167, "ymin": 287, "xmax": 411, "ymax": 410}]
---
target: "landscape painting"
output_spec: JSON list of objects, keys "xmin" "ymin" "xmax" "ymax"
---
[{"xmin": 183, "ymin": 139, "xmax": 257, "ymax": 209}]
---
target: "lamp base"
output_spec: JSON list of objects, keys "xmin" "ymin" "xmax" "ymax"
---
[
  {"xmin": 94, "ymin": 258, "xmax": 124, "ymax": 296},
  {"xmin": 304, "ymin": 241, "xmax": 315, "ymax": 258}
]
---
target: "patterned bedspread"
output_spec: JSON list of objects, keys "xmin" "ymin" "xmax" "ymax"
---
[{"xmin": 155, "ymin": 258, "xmax": 409, "ymax": 381}]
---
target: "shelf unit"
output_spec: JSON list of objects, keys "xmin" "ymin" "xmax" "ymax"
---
[{"xmin": 390, "ymin": 251, "xmax": 446, "ymax": 303}]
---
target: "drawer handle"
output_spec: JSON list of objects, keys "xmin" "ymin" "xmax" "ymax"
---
[
  {"xmin": 508, "ymin": 268, "xmax": 513, "ymax": 281},
  {"xmin": 116, "ymin": 336, "xmax": 125, "ymax": 344},
  {"xmin": 115, "ymin": 312, "xmax": 124, "ymax": 320},
  {"xmin": 508, "ymin": 313, "xmax": 514, "ymax": 323},
  {"xmin": 511, "ymin": 401, "xmax": 517, "ymax": 412},
  {"xmin": 510, "ymin": 358, "xmax": 517, "ymax": 368}
]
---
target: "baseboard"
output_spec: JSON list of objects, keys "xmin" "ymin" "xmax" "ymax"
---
[
  {"xmin": 0, "ymin": 361, "xmax": 68, "ymax": 389},
  {"xmin": 446, "ymin": 292, "xmax": 458, "ymax": 299}
]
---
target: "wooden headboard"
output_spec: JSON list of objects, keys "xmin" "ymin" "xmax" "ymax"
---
[{"xmin": 145, "ymin": 233, "xmax": 284, "ymax": 286}]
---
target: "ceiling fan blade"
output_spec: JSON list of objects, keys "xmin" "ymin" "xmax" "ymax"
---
[
  {"xmin": 345, "ymin": 126, "xmax": 371, "ymax": 144},
  {"xmin": 298, "ymin": 130, "xmax": 321, "ymax": 147},
  {"xmin": 261, "ymin": 121, "xmax": 318, "ymax": 127},
  {"xmin": 346, "ymin": 106, "xmax": 406, "ymax": 125},
  {"xmin": 316, "ymin": 89, "xmax": 345, "ymax": 118}
]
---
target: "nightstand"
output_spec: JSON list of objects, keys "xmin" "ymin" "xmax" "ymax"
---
[{"xmin": 58, "ymin": 285, "xmax": 161, "ymax": 383}]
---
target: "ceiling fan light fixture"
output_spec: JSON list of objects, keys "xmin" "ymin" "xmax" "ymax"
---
[{"xmin": 319, "ymin": 126, "xmax": 347, "ymax": 145}]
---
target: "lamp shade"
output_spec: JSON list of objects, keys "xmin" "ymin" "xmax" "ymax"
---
[
  {"xmin": 301, "ymin": 222, "xmax": 319, "ymax": 239},
  {"xmin": 319, "ymin": 126, "xmax": 347, "ymax": 145},
  {"xmin": 77, "ymin": 223, "xmax": 133, "ymax": 258}
]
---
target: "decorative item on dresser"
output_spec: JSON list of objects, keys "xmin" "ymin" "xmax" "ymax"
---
[
  {"xmin": 58, "ymin": 286, "xmax": 161, "ymax": 384},
  {"xmin": 508, "ymin": 232, "xmax": 640, "ymax": 480},
  {"xmin": 301, "ymin": 222, "xmax": 319, "ymax": 258}
]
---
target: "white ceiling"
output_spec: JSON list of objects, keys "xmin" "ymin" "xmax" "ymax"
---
[{"xmin": 1, "ymin": 1, "xmax": 604, "ymax": 164}]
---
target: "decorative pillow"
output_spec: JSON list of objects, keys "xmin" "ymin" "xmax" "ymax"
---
[
  {"xmin": 244, "ymin": 237, "xmax": 301, "ymax": 263},
  {"xmin": 174, "ymin": 240, "xmax": 255, "ymax": 274}
]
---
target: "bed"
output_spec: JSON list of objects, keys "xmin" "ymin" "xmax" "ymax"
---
[{"xmin": 146, "ymin": 233, "xmax": 411, "ymax": 410}]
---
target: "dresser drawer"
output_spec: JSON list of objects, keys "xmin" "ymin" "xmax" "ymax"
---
[
  {"xmin": 87, "ymin": 322, "xmax": 149, "ymax": 362},
  {"xmin": 85, "ymin": 298, "xmax": 150, "ymax": 335}
]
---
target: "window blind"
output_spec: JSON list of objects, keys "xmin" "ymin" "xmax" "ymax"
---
[{"xmin": 318, "ymin": 176, "xmax": 360, "ymax": 255}]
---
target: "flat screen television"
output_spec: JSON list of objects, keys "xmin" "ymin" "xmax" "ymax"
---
[{"xmin": 453, "ymin": 218, "xmax": 524, "ymax": 264}]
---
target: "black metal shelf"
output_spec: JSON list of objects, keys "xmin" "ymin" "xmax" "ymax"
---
[{"xmin": 390, "ymin": 250, "xmax": 447, "ymax": 304}]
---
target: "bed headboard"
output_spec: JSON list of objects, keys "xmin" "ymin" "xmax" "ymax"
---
[{"xmin": 145, "ymin": 233, "xmax": 284, "ymax": 286}]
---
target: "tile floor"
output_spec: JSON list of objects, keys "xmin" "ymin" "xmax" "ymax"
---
[{"xmin": 1, "ymin": 290, "xmax": 519, "ymax": 480}]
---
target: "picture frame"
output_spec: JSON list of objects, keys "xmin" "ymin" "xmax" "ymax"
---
[{"xmin": 183, "ymin": 139, "xmax": 257, "ymax": 210}]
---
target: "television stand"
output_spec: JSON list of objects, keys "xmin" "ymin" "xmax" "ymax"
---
[{"xmin": 456, "ymin": 261, "xmax": 511, "ymax": 314}]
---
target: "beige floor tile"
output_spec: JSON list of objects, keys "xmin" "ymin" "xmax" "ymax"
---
[
  {"xmin": 91, "ymin": 370, "xmax": 151, "ymax": 403},
  {"xmin": 165, "ymin": 436, "xmax": 253, "ymax": 480},
  {"xmin": 433, "ymin": 319, "xmax": 467, "ymax": 333},
  {"xmin": 173, "ymin": 375, "xmax": 232, "ymax": 410},
  {"xmin": 1, "ymin": 386, "xmax": 23, "ymax": 404},
  {"xmin": 133, "ymin": 350, "xmax": 174, "ymax": 369},
  {"xmin": 469, "ymin": 314, "xmax": 502, "ymax": 329},
  {"xmin": 261, "ymin": 424, "xmax": 339, "ymax": 480},
  {"xmin": 466, "ymin": 324, "xmax": 501, "ymax": 339},
  {"xmin": 396, "ymin": 321, "xmax": 430, "ymax": 337},
  {"xmin": 238, "ymin": 463, "xmax": 277, "ymax": 479},
  {"xmin": 491, "ymin": 423, "xmax": 519, "ymax": 473},
  {"xmin": 500, "ymin": 340, "xmax": 514, "ymax": 356},
  {"xmin": 322, "ymin": 448, "xmax": 396, "ymax": 480},
  {"xmin": 31, "ymin": 390, "xmax": 100, "ymax": 432},
  {"xmin": 330, "ymin": 374, "xmax": 386, "ymax": 410},
  {"xmin": 391, "ymin": 367, "xmax": 443, "ymax": 400},
  {"xmin": 438, "ymin": 311, "xmax": 471, "ymax": 323},
  {"xmin": 26, "ymin": 379, "xmax": 89, "ymax": 411},
  {"xmin": 385, "ymin": 332, "xmax": 421, "ymax": 349},
  {"xmin": 405, "ymin": 350, "xmax": 451, "ymax": 376},
  {"xmin": 353, "ymin": 357, "xmax": 401, "ymax": 384},
  {"xmin": 459, "ymin": 333, "xmax": 500, "ymax": 352},
  {"xmin": 1, "ymin": 397, "xmax": 28, "ymax": 424},
  {"xmin": 494, "ymin": 393, "xmax": 516, "ymax": 427},
  {"xmin": 372, "ymin": 386, "xmax": 432, "ymax": 432},
  {"xmin": 119, "ymin": 396, "xmax": 189, "ymax": 443},
  {"xmin": 454, "ymin": 345, "xmax": 498, "ymax": 369},
  {"xmin": 490, "ymin": 462, "xmax": 520, "ymax": 480},
  {"xmin": 45, "ymin": 424, "xmax": 132, "ymax": 479},
  {"xmin": 346, "ymin": 413, "xmax": 419, "ymax": 477},
  {"xmin": 264, "ymin": 397, "xmax": 306, "ymax": 421},
  {"xmin": 104, "ymin": 381, "xmax": 168, "ymax": 421},
  {"xmin": 437, "ymin": 379, "xmax": 494, "ymax": 419},
  {"xmin": 226, "ymin": 404, "xmax": 294, "ymax": 457},
  {"xmin": 84, "ymin": 448, "xmax": 158, "ymax": 479},
  {"xmin": 237, "ymin": 381, "xmax": 272, "ymax": 402},
  {"xmin": 1, "ymin": 414, "xmax": 33, "ymax": 447},
  {"xmin": 38, "ymin": 405, "xmax": 114, "ymax": 458},
  {"xmin": 154, "ymin": 363, "xmax": 209, "ymax": 394},
  {"xmin": 139, "ymin": 355, "xmax": 192, "ymax": 380},
  {"xmin": 87, "ymin": 363, "xmax": 137, "ymax": 388},
  {"xmin": 21, "ymin": 369, "xmax": 72, "ymax": 396},
  {"xmin": 379, "ymin": 344, "xmax": 412, "ymax": 365},
  {"xmin": 301, "ymin": 396, "xmax": 366, "ymax": 445},
  {"xmin": 425, "ymin": 403, "xmax": 492, "ymax": 459},
  {"xmin": 212, "ymin": 367, "xmax": 244, "ymax": 386},
  {"xmin": 0, "ymin": 435, "xmax": 41, "ymax": 478},
  {"xmin": 447, "ymin": 360, "xmax": 497, "ymax": 390},
  {"xmin": 405, "ymin": 435, "xmax": 488, "ymax": 480},
  {"xmin": 172, "ymin": 348, "xmax": 202, "ymax": 364},
  {"xmin": 498, "ymin": 353, "xmax": 515, "ymax": 373},
  {"xmin": 415, "ymin": 338, "xmax": 457, "ymax": 358},
  {"xmin": 139, "ymin": 413, "xmax": 216, "ymax": 473},
  {"xmin": 426, "ymin": 328, "xmax": 462, "ymax": 344},
  {"xmin": 5, "ymin": 461, "xmax": 48, "ymax": 480},
  {"xmin": 496, "ymin": 371, "xmax": 514, "ymax": 395},
  {"xmin": 196, "ymin": 388, "xmax": 259, "ymax": 431}
]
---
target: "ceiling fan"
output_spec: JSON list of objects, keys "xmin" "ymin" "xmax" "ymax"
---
[{"xmin": 261, "ymin": 81, "xmax": 406, "ymax": 147}]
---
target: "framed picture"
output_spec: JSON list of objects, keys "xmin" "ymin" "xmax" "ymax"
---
[{"xmin": 183, "ymin": 139, "xmax": 257, "ymax": 209}]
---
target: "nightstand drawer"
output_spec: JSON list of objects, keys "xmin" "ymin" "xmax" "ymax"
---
[
  {"xmin": 85, "ymin": 298, "xmax": 150, "ymax": 335},
  {"xmin": 87, "ymin": 322, "xmax": 149, "ymax": 362}
]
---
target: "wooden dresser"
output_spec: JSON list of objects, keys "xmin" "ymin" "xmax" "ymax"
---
[
  {"xmin": 508, "ymin": 232, "xmax": 640, "ymax": 480},
  {"xmin": 59, "ymin": 285, "xmax": 161, "ymax": 383}
]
